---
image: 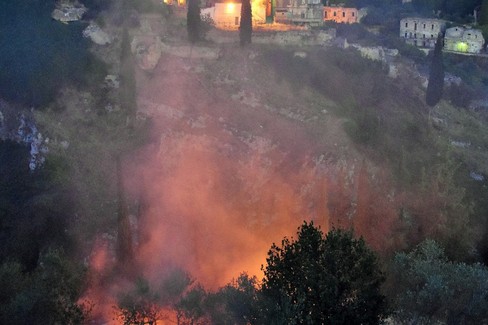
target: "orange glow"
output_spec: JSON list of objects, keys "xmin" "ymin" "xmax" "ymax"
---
[{"xmin": 226, "ymin": 2, "xmax": 235, "ymax": 13}]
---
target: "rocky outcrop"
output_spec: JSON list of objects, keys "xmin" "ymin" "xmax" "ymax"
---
[
  {"xmin": 52, "ymin": 1, "xmax": 87, "ymax": 22},
  {"xmin": 0, "ymin": 100, "xmax": 48, "ymax": 170},
  {"xmin": 82, "ymin": 23, "xmax": 112, "ymax": 45},
  {"xmin": 132, "ymin": 37, "xmax": 163, "ymax": 70}
]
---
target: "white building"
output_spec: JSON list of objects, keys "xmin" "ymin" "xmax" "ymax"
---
[
  {"xmin": 400, "ymin": 17, "xmax": 445, "ymax": 48},
  {"xmin": 444, "ymin": 26, "xmax": 485, "ymax": 54}
]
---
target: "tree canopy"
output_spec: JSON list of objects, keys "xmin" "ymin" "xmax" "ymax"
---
[
  {"xmin": 389, "ymin": 240, "xmax": 488, "ymax": 324},
  {"xmin": 261, "ymin": 222, "xmax": 387, "ymax": 324}
]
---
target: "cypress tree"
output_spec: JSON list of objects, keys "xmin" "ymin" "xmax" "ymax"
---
[
  {"xmin": 240, "ymin": 0, "xmax": 252, "ymax": 46},
  {"xmin": 187, "ymin": 0, "xmax": 201, "ymax": 43},
  {"xmin": 426, "ymin": 33, "xmax": 444, "ymax": 107},
  {"xmin": 480, "ymin": 0, "xmax": 488, "ymax": 26},
  {"xmin": 116, "ymin": 157, "xmax": 133, "ymax": 270}
]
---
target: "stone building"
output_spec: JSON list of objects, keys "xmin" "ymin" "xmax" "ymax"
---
[
  {"xmin": 201, "ymin": 2, "xmax": 266, "ymax": 29},
  {"xmin": 323, "ymin": 6, "xmax": 358, "ymax": 24},
  {"xmin": 400, "ymin": 17, "xmax": 445, "ymax": 48},
  {"xmin": 274, "ymin": 0, "xmax": 323, "ymax": 25},
  {"xmin": 444, "ymin": 26, "xmax": 485, "ymax": 54}
]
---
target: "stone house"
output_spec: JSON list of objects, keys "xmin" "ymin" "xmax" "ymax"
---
[
  {"xmin": 323, "ymin": 6, "xmax": 358, "ymax": 24},
  {"xmin": 200, "ymin": 2, "xmax": 266, "ymax": 29},
  {"xmin": 400, "ymin": 17, "xmax": 445, "ymax": 48},
  {"xmin": 444, "ymin": 26, "xmax": 485, "ymax": 54},
  {"xmin": 274, "ymin": 0, "xmax": 323, "ymax": 25}
]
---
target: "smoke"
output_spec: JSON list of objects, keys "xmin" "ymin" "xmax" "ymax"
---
[{"xmin": 127, "ymin": 129, "xmax": 329, "ymax": 289}]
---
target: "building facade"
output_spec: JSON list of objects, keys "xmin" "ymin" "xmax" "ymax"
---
[
  {"xmin": 444, "ymin": 26, "xmax": 485, "ymax": 54},
  {"xmin": 400, "ymin": 17, "xmax": 445, "ymax": 48},
  {"xmin": 323, "ymin": 6, "xmax": 358, "ymax": 24}
]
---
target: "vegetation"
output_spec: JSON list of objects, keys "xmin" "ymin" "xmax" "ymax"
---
[
  {"xmin": 240, "ymin": 0, "xmax": 253, "ymax": 46},
  {"xmin": 426, "ymin": 33, "xmax": 445, "ymax": 107},
  {"xmin": 4, "ymin": 0, "xmax": 488, "ymax": 323},
  {"xmin": 261, "ymin": 223, "xmax": 387, "ymax": 324},
  {"xmin": 187, "ymin": 0, "xmax": 201, "ymax": 43},
  {"xmin": 388, "ymin": 240, "xmax": 488, "ymax": 324}
]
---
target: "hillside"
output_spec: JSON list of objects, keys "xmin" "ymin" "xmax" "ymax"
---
[{"xmin": 4, "ymin": 0, "xmax": 488, "ymax": 322}]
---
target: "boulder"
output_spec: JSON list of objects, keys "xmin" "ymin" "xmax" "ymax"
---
[
  {"xmin": 82, "ymin": 23, "xmax": 112, "ymax": 45},
  {"xmin": 52, "ymin": 1, "xmax": 87, "ymax": 22},
  {"xmin": 131, "ymin": 36, "xmax": 165, "ymax": 70}
]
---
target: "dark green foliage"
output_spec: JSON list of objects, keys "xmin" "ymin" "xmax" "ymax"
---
[
  {"xmin": 175, "ymin": 285, "xmax": 207, "ymax": 323},
  {"xmin": 0, "ymin": 249, "xmax": 89, "ymax": 324},
  {"xmin": 426, "ymin": 34, "xmax": 445, "ymax": 107},
  {"xmin": 389, "ymin": 240, "xmax": 488, "ymax": 324},
  {"xmin": 206, "ymin": 273, "xmax": 260, "ymax": 324},
  {"xmin": 0, "ymin": 140, "xmax": 74, "ymax": 270},
  {"xmin": 187, "ymin": 0, "xmax": 201, "ymax": 43},
  {"xmin": 0, "ymin": 0, "xmax": 92, "ymax": 107},
  {"xmin": 240, "ymin": 0, "xmax": 253, "ymax": 46},
  {"xmin": 261, "ymin": 222, "xmax": 387, "ymax": 324},
  {"xmin": 481, "ymin": 0, "xmax": 488, "ymax": 25}
]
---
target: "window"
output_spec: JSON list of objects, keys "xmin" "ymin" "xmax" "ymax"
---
[
  {"xmin": 431, "ymin": 34, "xmax": 433, "ymax": 38},
  {"xmin": 352, "ymin": 12, "xmax": 355, "ymax": 16},
  {"xmin": 333, "ymin": 11, "xmax": 336, "ymax": 16},
  {"xmin": 235, "ymin": 17, "xmax": 239, "ymax": 25},
  {"xmin": 423, "ymin": 34, "xmax": 425, "ymax": 38},
  {"xmin": 414, "ymin": 33, "xmax": 416, "ymax": 38},
  {"xmin": 423, "ymin": 24, "xmax": 426, "ymax": 29},
  {"xmin": 414, "ymin": 23, "xmax": 417, "ymax": 30},
  {"xmin": 342, "ymin": 12, "xmax": 345, "ymax": 17},
  {"xmin": 431, "ymin": 24, "xmax": 434, "ymax": 30},
  {"xmin": 405, "ymin": 22, "xmax": 408, "ymax": 28},
  {"xmin": 405, "ymin": 32, "xmax": 408, "ymax": 38}
]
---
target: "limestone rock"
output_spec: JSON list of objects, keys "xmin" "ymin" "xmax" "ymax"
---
[
  {"xmin": 82, "ymin": 23, "xmax": 112, "ymax": 45},
  {"xmin": 133, "ymin": 38, "xmax": 163, "ymax": 70},
  {"xmin": 52, "ymin": 1, "xmax": 87, "ymax": 22}
]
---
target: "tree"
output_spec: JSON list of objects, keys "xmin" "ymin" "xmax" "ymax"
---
[
  {"xmin": 187, "ymin": 0, "xmax": 201, "ymax": 43},
  {"xmin": 261, "ymin": 222, "xmax": 387, "ymax": 324},
  {"xmin": 0, "ymin": 249, "xmax": 89, "ymax": 324},
  {"xmin": 426, "ymin": 33, "xmax": 444, "ymax": 107},
  {"xmin": 206, "ymin": 273, "xmax": 260, "ymax": 324},
  {"xmin": 479, "ymin": 0, "xmax": 488, "ymax": 25},
  {"xmin": 389, "ymin": 240, "xmax": 488, "ymax": 324},
  {"xmin": 239, "ymin": 0, "xmax": 252, "ymax": 46},
  {"xmin": 117, "ymin": 278, "xmax": 164, "ymax": 325}
]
